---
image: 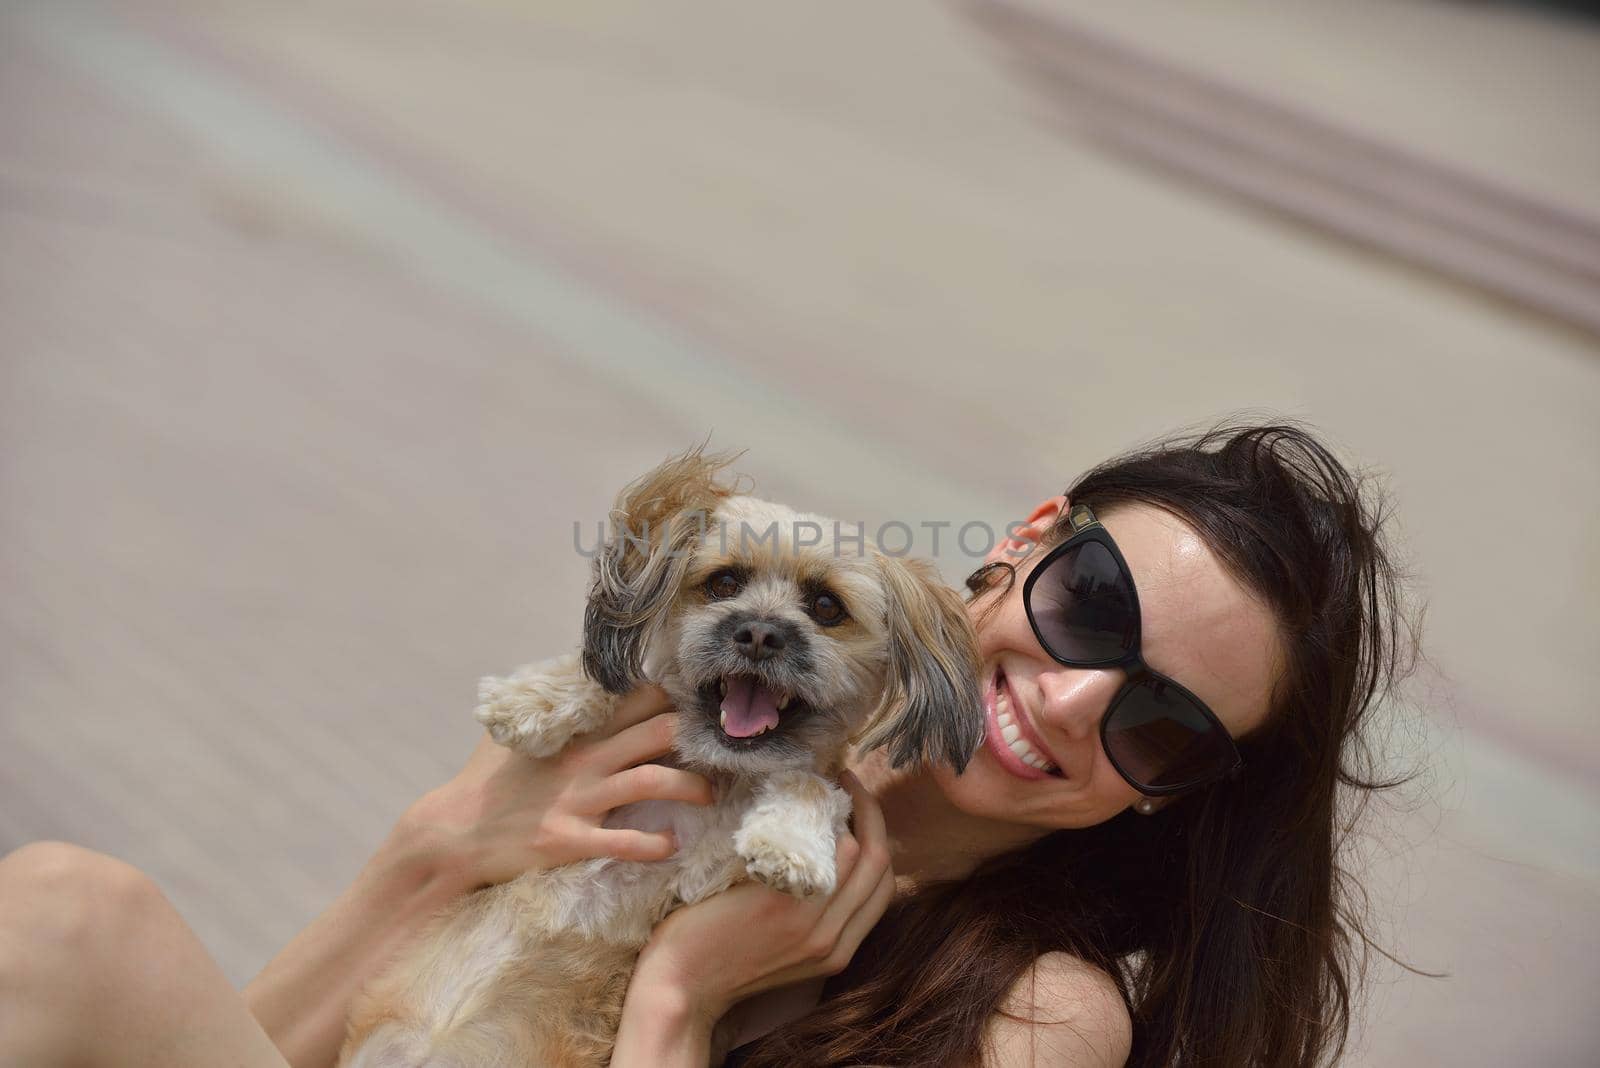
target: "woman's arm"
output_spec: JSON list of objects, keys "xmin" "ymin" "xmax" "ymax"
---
[
  {"xmin": 242, "ymin": 817, "xmax": 464, "ymax": 1068},
  {"xmin": 608, "ymin": 968, "xmax": 720, "ymax": 1068},
  {"xmin": 245, "ymin": 688, "xmax": 713, "ymax": 1068},
  {"xmin": 978, "ymin": 952, "xmax": 1132, "ymax": 1068}
]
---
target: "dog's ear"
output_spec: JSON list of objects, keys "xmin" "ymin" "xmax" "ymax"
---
[
  {"xmin": 580, "ymin": 445, "xmax": 741, "ymax": 693},
  {"xmin": 856, "ymin": 556, "xmax": 983, "ymax": 771}
]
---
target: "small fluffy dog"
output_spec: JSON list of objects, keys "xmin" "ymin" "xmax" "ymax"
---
[{"xmin": 340, "ymin": 448, "xmax": 982, "ymax": 1068}]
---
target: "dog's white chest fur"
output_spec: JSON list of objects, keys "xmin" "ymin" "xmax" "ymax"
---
[
  {"xmin": 529, "ymin": 769, "xmax": 846, "ymax": 948},
  {"xmin": 532, "ymin": 785, "xmax": 754, "ymax": 946},
  {"xmin": 607, "ymin": 793, "xmax": 748, "ymax": 909}
]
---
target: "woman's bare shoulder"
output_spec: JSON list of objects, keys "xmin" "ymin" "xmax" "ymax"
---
[{"xmin": 978, "ymin": 952, "xmax": 1132, "ymax": 1068}]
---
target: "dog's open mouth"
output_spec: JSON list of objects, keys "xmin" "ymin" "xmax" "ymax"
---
[{"xmin": 703, "ymin": 674, "xmax": 809, "ymax": 747}]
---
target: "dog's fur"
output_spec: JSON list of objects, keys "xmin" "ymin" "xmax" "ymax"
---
[{"xmin": 339, "ymin": 449, "xmax": 982, "ymax": 1068}]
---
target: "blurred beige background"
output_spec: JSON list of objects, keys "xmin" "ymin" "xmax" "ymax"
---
[{"xmin": 2, "ymin": 0, "xmax": 1597, "ymax": 1063}]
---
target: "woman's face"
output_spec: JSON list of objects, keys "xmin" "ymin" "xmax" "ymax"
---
[{"xmin": 933, "ymin": 497, "xmax": 1285, "ymax": 830}]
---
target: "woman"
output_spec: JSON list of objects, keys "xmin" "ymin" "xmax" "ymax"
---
[{"xmin": 0, "ymin": 421, "xmax": 1415, "ymax": 1067}]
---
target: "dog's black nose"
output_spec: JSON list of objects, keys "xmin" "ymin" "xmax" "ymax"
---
[{"xmin": 733, "ymin": 620, "xmax": 786, "ymax": 661}]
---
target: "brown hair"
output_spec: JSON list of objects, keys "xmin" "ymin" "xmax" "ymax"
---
[{"xmin": 740, "ymin": 420, "xmax": 1421, "ymax": 1067}]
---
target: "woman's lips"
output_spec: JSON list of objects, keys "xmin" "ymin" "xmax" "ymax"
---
[
  {"xmin": 1001, "ymin": 671, "xmax": 1064, "ymax": 771},
  {"xmin": 983, "ymin": 667, "xmax": 1062, "ymax": 781}
]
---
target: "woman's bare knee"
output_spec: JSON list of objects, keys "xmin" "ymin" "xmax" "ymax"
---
[
  {"xmin": 0, "ymin": 842, "xmax": 289, "ymax": 1067},
  {"xmin": 1, "ymin": 840, "xmax": 160, "ymax": 903},
  {"xmin": 0, "ymin": 841, "xmax": 169, "ymax": 963},
  {"xmin": 0, "ymin": 842, "xmax": 178, "ymax": 1060}
]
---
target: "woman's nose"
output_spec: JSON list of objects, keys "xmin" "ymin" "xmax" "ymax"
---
[{"xmin": 1036, "ymin": 666, "xmax": 1125, "ymax": 741}]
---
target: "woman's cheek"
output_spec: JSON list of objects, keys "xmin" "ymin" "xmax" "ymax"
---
[{"xmin": 935, "ymin": 748, "xmax": 1014, "ymax": 819}]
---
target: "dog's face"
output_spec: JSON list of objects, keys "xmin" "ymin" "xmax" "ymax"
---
[
  {"xmin": 581, "ymin": 451, "xmax": 982, "ymax": 777},
  {"xmin": 649, "ymin": 497, "xmax": 896, "ymax": 774}
]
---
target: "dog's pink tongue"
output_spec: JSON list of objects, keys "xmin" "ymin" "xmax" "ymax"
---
[{"xmin": 720, "ymin": 677, "xmax": 781, "ymax": 738}]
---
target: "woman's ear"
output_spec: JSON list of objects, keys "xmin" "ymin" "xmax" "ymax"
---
[{"xmin": 986, "ymin": 495, "xmax": 1069, "ymax": 566}]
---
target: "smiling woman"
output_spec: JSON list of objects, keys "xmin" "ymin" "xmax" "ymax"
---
[{"xmin": 704, "ymin": 420, "xmax": 1421, "ymax": 1068}]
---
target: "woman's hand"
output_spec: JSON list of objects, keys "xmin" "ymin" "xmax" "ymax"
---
[
  {"xmin": 398, "ymin": 685, "xmax": 716, "ymax": 893},
  {"xmin": 250, "ymin": 685, "xmax": 712, "ymax": 1068},
  {"xmin": 625, "ymin": 771, "xmax": 896, "ymax": 1026}
]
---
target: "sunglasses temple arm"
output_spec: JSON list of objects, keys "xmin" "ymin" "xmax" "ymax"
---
[{"xmin": 1067, "ymin": 503, "xmax": 1099, "ymax": 534}]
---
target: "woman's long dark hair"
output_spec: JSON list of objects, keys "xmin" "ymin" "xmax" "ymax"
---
[{"xmin": 740, "ymin": 421, "xmax": 1421, "ymax": 1067}]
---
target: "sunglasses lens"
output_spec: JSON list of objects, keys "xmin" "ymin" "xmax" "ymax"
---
[
  {"xmin": 1104, "ymin": 678, "xmax": 1234, "ymax": 791},
  {"xmin": 1029, "ymin": 541, "xmax": 1136, "ymax": 664}
]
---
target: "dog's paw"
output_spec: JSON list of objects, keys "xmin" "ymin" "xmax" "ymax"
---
[
  {"xmin": 473, "ymin": 682, "xmax": 543, "ymax": 754},
  {"xmin": 735, "ymin": 825, "xmax": 838, "ymax": 899},
  {"xmin": 475, "ymin": 702, "xmax": 542, "ymax": 753},
  {"xmin": 473, "ymin": 655, "xmax": 602, "ymax": 757}
]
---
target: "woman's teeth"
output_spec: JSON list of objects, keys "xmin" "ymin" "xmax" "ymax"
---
[{"xmin": 996, "ymin": 688, "xmax": 1057, "ymax": 773}]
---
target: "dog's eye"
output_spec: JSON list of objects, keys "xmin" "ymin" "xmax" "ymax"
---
[
  {"xmin": 706, "ymin": 570, "xmax": 743, "ymax": 600},
  {"xmin": 810, "ymin": 591, "xmax": 847, "ymax": 626}
]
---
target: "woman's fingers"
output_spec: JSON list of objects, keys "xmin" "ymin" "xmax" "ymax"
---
[
  {"xmin": 586, "ymin": 710, "xmax": 681, "ymax": 771},
  {"xmin": 841, "ymin": 769, "xmax": 888, "ymax": 857},
  {"xmin": 832, "ymin": 825, "xmax": 863, "ymax": 889},
  {"xmin": 806, "ymin": 770, "xmax": 893, "ymax": 947},
  {"xmin": 823, "ymin": 864, "xmax": 897, "ymax": 974},
  {"xmin": 586, "ymin": 827, "xmax": 678, "ymax": 863},
  {"xmin": 607, "ymin": 684, "xmax": 676, "ymax": 733},
  {"xmin": 589, "ymin": 763, "xmax": 715, "ymax": 810},
  {"xmin": 824, "ymin": 772, "xmax": 887, "ymax": 898}
]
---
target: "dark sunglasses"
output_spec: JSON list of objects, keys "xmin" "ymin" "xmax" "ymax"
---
[{"xmin": 1020, "ymin": 504, "xmax": 1243, "ymax": 796}]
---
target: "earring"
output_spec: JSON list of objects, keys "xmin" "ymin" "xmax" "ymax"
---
[{"xmin": 1134, "ymin": 798, "xmax": 1157, "ymax": 816}]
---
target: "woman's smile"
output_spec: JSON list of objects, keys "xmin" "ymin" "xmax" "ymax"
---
[{"xmin": 982, "ymin": 665, "xmax": 1064, "ymax": 781}]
